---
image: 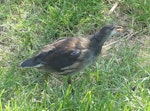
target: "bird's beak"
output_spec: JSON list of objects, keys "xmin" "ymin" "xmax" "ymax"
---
[{"xmin": 115, "ymin": 26, "xmax": 123, "ymax": 32}]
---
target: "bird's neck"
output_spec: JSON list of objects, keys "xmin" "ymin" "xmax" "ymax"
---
[
  {"xmin": 89, "ymin": 32, "xmax": 106, "ymax": 56},
  {"xmin": 90, "ymin": 31, "xmax": 107, "ymax": 47}
]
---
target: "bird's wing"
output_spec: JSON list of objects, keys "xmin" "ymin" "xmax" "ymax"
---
[{"xmin": 33, "ymin": 37, "xmax": 90, "ymax": 73}]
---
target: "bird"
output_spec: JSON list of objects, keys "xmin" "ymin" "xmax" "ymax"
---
[{"xmin": 20, "ymin": 25, "xmax": 123, "ymax": 84}]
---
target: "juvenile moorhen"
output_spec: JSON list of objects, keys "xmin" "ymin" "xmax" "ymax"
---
[{"xmin": 20, "ymin": 25, "xmax": 123, "ymax": 84}]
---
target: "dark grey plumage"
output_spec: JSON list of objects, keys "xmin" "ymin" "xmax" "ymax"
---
[{"xmin": 21, "ymin": 25, "xmax": 123, "ymax": 76}]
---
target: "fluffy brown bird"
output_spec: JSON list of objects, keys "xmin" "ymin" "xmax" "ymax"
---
[{"xmin": 20, "ymin": 25, "xmax": 123, "ymax": 83}]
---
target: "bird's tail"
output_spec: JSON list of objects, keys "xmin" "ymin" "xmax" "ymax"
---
[{"xmin": 20, "ymin": 58, "xmax": 43, "ymax": 68}]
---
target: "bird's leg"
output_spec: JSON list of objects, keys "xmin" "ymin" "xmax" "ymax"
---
[
  {"xmin": 67, "ymin": 76, "xmax": 75, "ymax": 94},
  {"xmin": 67, "ymin": 76, "xmax": 72, "ymax": 85},
  {"xmin": 44, "ymin": 73, "xmax": 49, "ymax": 82}
]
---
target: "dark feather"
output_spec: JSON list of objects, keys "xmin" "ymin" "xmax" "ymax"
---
[{"xmin": 44, "ymin": 48, "xmax": 81, "ymax": 72}]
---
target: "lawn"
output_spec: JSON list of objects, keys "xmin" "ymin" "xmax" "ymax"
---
[{"xmin": 0, "ymin": 0, "xmax": 150, "ymax": 111}]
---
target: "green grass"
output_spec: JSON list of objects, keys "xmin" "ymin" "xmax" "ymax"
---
[{"xmin": 0, "ymin": 0, "xmax": 150, "ymax": 111}]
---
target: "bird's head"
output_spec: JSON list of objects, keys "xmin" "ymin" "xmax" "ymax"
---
[{"xmin": 99, "ymin": 25, "xmax": 123, "ymax": 38}]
